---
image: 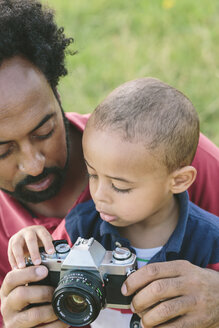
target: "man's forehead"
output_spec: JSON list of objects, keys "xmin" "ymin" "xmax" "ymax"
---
[
  {"xmin": 0, "ymin": 56, "xmax": 42, "ymax": 80},
  {"xmin": 0, "ymin": 56, "xmax": 48, "ymax": 100},
  {"xmin": 0, "ymin": 56, "xmax": 54, "ymax": 120}
]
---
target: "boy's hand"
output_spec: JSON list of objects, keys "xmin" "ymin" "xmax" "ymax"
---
[{"xmin": 8, "ymin": 225, "xmax": 55, "ymax": 269}]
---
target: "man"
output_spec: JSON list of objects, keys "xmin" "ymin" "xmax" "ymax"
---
[{"xmin": 0, "ymin": 1, "xmax": 219, "ymax": 328}]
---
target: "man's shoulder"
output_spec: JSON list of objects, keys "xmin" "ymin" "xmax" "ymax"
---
[
  {"xmin": 189, "ymin": 133, "xmax": 219, "ymax": 216},
  {"xmin": 65, "ymin": 112, "xmax": 90, "ymax": 131},
  {"xmin": 194, "ymin": 133, "xmax": 219, "ymax": 163},
  {"xmin": 0, "ymin": 190, "xmax": 17, "ymax": 210}
]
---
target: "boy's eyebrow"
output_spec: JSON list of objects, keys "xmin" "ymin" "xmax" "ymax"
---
[
  {"xmin": 84, "ymin": 159, "xmax": 134, "ymax": 183},
  {"xmin": 0, "ymin": 113, "xmax": 56, "ymax": 145}
]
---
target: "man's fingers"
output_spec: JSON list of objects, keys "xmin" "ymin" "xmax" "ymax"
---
[
  {"xmin": 131, "ymin": 277, "xmax": 185, "ymax": 313},
  {"xmin": 122, "ymin": 261, "xmax": 189, "ymax": 296},
  {"xmin": 37, "ymin": 319, "xmax": 69, "ymax": 328},
  {"xmin": 141, "ymin": 312, "xmax": 214, "ymax": 328},
  {"xmin": 7, "ymin": 304, "xmax": 57, "ymax": 328},
  {"xmin": 5, "ymin": 284, "xmax": 54, "ymax": 311},
  {"xmin": 1, "ymin": 266, "xmax": 48, "ymax": 296},
  {"xmin": 140, "ymin": 295, "xmax": 197, "ymax": 327}
]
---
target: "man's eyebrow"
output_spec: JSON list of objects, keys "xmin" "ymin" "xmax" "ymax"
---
[
  {"xmin": 0, "ymin": 113, "xmax": 56, "ymax": 145},
  {"xmin": 30, "ymin": 112, "xmax": 56, "ymax": 133},
  {"xmin": 84, "ymin": 158, "xmax": 134, "ymax": 183}
]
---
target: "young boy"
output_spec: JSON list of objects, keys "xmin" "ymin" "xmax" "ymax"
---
[{"xmin": 8, "ymin": 78, "xmax": 219, "ymax": 328}]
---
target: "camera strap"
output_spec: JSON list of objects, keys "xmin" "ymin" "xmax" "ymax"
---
[{"xmin": 129, "ymin": 313, "xmax": 141, "ymax": 328}]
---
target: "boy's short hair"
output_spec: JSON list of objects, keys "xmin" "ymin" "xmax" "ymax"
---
[{"xmin": 89, "ymin": 78, "xmax": 200, "ymax": 173}]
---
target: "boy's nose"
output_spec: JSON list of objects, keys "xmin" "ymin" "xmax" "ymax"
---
[{"xmin": 93, "ymin": 182, "xmax": 112, "ymax": 205}]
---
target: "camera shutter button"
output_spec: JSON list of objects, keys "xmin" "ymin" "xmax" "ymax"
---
[
  {"xmin": 113, "ymin": 247, "xmax": 132, "ymax": 261},
  {"xmin": 55, "ymin": 243, "xmax": 71, "ymax": 254}
]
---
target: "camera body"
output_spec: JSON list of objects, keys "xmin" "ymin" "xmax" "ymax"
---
[{"xmin": 31, "ymin": 237, "xmax": 136, "ymax": 327}]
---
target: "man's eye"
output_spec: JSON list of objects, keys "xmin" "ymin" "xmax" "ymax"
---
[
  {"xmin": 33, "ymin": 128, "xmax": 55, "ymax": 140},
  {"xmin": 112, "ymin": 184, "xmax": 131, "ymax": 193},
  {"xmin": 0, "ymin": 145, "xmax": 14, "ymax": 160}
]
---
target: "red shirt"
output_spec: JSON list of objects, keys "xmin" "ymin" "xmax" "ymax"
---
[{"xmin": 188, "ymin": 133, "xmax": 219, "ymax": 216}]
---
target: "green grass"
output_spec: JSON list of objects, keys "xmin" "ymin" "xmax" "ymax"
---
[{"xmin": 43, "ymin": 0, "xmax": 219, "ymax": 146}]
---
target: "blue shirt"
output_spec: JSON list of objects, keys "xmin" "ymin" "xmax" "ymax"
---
[{"xmin": 65, "ymin": 192, "xmax": 219, "ymax": 268}]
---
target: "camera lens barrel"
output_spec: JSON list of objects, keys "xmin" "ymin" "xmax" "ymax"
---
[{"xmin": 52, "ymin": 270, "xmax": 105, "ymax": 327}]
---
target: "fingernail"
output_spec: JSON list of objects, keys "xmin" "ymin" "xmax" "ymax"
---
[
  {"xmin": 121, "ymin": 283, "xmax": 127, "ymax": 295},
  {"xmin": 35, "ymin": 266, "xmax": 47, "ymax": 277},
  {"xmin": 47, "ymin": 248, "xmax": 54, "ymax": 254},
  {"xmin": 130, "ymin": 303, "xmax": 135, "ymax": 313},
  {"xmin": 33, "ymin": 259, "xmax": 41, "ymax": 265}
]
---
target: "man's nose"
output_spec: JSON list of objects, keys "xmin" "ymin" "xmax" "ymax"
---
[{"xmin": 18, "ymin": 144, "xmax": 45, "ymax": 176}]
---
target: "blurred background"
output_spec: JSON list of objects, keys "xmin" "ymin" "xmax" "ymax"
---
[{"xmin": 43, "ymin": 0, "xmax": 219, "ymax": 146}]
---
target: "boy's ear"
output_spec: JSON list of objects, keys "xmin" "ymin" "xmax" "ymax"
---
[{"xmin": 170, "ymin": 166, "xmax": 197, "ymax": 194}]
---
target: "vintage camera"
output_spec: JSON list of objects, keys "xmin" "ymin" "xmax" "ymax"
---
[{"xmin": 30, "ymin": 237, "xmax": 136, "ymax": 327}]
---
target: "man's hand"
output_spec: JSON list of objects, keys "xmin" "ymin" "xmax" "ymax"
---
[
  {"xmin": 0, "ymin": 265, "xmax": 68, "ymax": 328},
  {"xmin": 121, "ymin": 260, "xmax": 219, "ymax": 328}
]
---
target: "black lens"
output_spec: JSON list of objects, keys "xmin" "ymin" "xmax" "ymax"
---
[
  {"xmin": 65, "ymin": 294, "xmax": 87, "ymax": 313},
  {"xmin": 52, "ymin": 270, "xmax": 105, "ymax": 327}
]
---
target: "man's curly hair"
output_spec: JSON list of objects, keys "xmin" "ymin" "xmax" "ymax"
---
[{"xmin": 0, "ymin": 0, "xmax": 74, "ymax": 89}]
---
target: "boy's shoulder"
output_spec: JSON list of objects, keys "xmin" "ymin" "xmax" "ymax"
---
[
  {"xmin": 182, "ymin": 201, "xmax": 219, "ymax": 266},
  {"xmin": 188, "ymin": 201, "xmax": 219, "ymax": 233},
  {"xmin": 65, "ymin": 199, "xmax": 102, "ymax": 243}
]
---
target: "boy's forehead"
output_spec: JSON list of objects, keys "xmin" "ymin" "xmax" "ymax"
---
[{"xmin": 83, "ymin": 126, "xmax": 164, "ymax": 175}]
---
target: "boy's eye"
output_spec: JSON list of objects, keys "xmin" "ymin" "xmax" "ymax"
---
[
  {"xmin": 112, "ymin": 183, "xmax": 131, "ymax": 193},
  {"xmin": 87, "ymin": 172, "xmax": 98, "ymax": 180}
]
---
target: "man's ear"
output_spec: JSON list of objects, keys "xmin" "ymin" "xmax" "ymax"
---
[{"xmin": 170, "ymin": 166, "xmax": 197, "ymax": 194}]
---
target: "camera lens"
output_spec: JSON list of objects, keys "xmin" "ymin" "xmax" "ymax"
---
[
  {"xmin": 52, "ymin": 270, "xmax": 105, "ymax": 327},
  {"xmin": 65, "ymin": 294, "xmax": 87, "ymax": 313}
]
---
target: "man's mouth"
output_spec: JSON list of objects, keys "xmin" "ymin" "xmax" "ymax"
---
[{"xmin": 25, "ymin": 174, "xmax": 54, "ymax": 192}]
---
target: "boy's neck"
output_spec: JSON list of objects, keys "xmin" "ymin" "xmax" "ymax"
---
[{"xmin": 118, "ymin": 195, "xmax": 179, "ymax": 249}]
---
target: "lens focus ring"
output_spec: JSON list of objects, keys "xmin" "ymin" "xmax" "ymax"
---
[{"xmin": 52, "ymin": 270, "xmax": 105, "ymax": 327}]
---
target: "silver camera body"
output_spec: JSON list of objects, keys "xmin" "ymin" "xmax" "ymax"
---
[{"xmin": 36, "ymin": 237, "xmax": 136, "ymax": 327}]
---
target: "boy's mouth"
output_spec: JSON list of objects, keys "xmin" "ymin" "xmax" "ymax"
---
[{"xmin": 99, "ymin": 211, "xmax": 117, "ymax": 223}]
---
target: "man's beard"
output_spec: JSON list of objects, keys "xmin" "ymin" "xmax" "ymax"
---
[{"xmin": 2, "ymin": 113, "xmax": 70, "ymax": 204}]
